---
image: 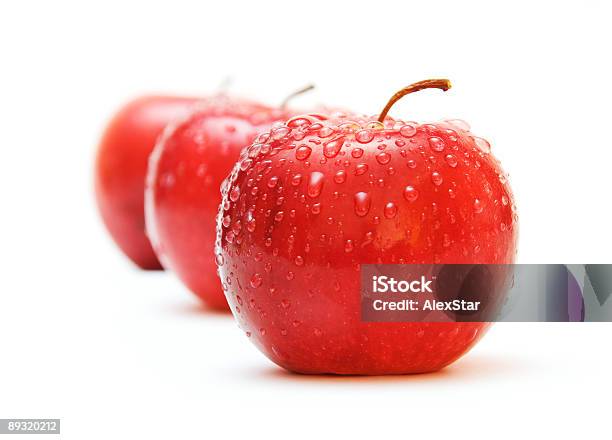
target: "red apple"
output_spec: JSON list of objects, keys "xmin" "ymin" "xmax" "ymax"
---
[
  {"xmin": 145, "ymin": 97, "xmax": 291, "ymax": 309},
  {"xmin": 215, "ymin": 80, "xmax": 518, "ymax": 374},
  {"xmin": 95, "ymin": 96, "xmax": 199, "ymax": 269}
]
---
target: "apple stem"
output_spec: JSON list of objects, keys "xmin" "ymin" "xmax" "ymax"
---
[
  {"xmin": 281, "ymin": 84, "xmax": 315, "ymax": 109},
  {"xmin": 377, "ymin": 79, "xmax": 452, "ymax": 123}
]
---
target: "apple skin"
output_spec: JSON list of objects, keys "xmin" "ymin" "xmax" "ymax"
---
[
  {"xmin": 145, "ymin": 97, "xmax": 291, "ymax": 309},
  {"xmin": 95, "ymin": 96, "xmax": 199, "ymax": 269},
  {"xmin": 216, "ymin": 114, "xmax": 518, "ymax": 374}
]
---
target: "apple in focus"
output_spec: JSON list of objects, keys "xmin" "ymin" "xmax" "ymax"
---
[{"xmin": 215, "ymin": 80, "xmax": 519, "ymax": 374}]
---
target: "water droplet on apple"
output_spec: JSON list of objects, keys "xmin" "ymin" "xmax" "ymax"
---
[
  {"xmin": 271, "ymin": 126, "xmax": 290, "ymax": 140},
  {"xmin": 431, "ymin": 171, "xmax": 443, "ymax": 186},
  {"xmin": 384, "ymin": 202, "xmax": 398, "ymax": 218},
  {"xmin": 354, "ymin": 191, "xmax": 371, "ymax": 216},
  {"xmin": 319, "ymin": 126, "xmax": 335, "ymax": 138},
  {"xmin": 267, "ymin": 176, "xmax": 279, "ymax": 188},
  {"xmin": 291, "ymin": 174, "xmax": 302, "ymax": 186},
  {"xmin": 246, "ymin": 217, "xmax": 256, "ymax": 232},
  {"xmin": 355, "ymin": 163, "xmax": 368, "ymax": 175},
  {"xmin": 240, "ymin": 159, "xmax": 253, "ymax": 171},
  {"xmin": 446, "ymin": 119, "xmax": 470, "ymax": 131},
  {"xmin": 355, "ymin": 129, "xmax": 374, "ymax": 143},
  {"xmin": 334, "ymin": 170, "xmax": 346, "ymax": 184},
  {"xmin": 323, "ymin": 136, "xmax": 345, "ymax": 158},
  {"xmin": 351, "ymin": 148, "xmax": 364, "ymax": 158},
  {"xmin": 296, "ymin": 145, "xmax": 312, "ymax": 160},
  {"xmin": 473, "ymin": 136, "xmax": 491, "ymax": 154},
  {"xmin": 445, "ymin": 154, "xmax": 458, "ymax": 168},
  {"xmin": 250, "ymin": 273, "xmax": 262, "ymax": 288},
  {"xmin": 229, "ymin": 186, "xmax": 240, "ymax": 202},
  {"xmin": 376, "ymin": 151, "xmax": 391, "ymax": 165},
  {"xmin": 287, "ymin": 116, "xmax": 313, "ymax": 128},
  {"xmin": 429, "ymin": 136, "xmax": 445, "ymax": 152},
  {"xmin": 307, "ymin": 171, "xmax": 325, "ymax": 197},
  {"xmin": 399, "ymin": 124, "xmax": 417, "ymax": 137},
  {"xmin": 338, "ymin": 121, "xmax": 360, "ymax": 133},
  {"xmin": 345, "ymin": 239, "xmax": 354, "ymax": 253},
  {"xmin": 403, "ymin": 185, "xmax": 419, "ymax": 202}
]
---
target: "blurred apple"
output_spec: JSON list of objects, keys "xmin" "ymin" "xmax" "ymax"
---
[
  {"xmin": 145, "ymin": 97, "xmax": 291, "ymax": 308},
  {"xmin": 95, "ymin": 96, "xmax": 198, "ymax": 269}
]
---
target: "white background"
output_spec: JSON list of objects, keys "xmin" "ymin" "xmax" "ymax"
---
[{"xmin": 0, "ymin": 0, "xmax": 611, "ymax": 438}]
